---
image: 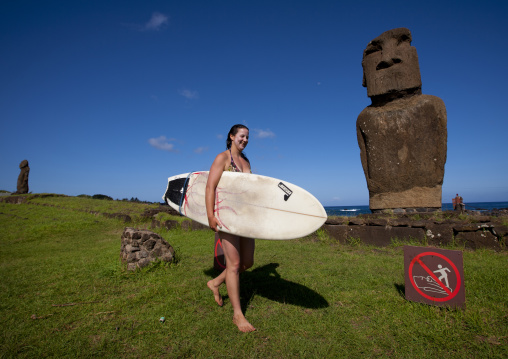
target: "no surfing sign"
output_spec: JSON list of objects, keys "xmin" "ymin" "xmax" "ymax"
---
[{"xmin": 404, "ymin": 246, "xmax": 465, "ymax": 309}]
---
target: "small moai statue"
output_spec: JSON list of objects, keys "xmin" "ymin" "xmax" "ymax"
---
[
  {"xmin": 357, "ymin": 28, "xmax": 447, "ymax": 212},
  {"xmin": 16, "ymin": 160, "xmax": 30, "ymax": 194}
]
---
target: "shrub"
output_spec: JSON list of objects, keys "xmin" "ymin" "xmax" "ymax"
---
[{"xmin": 92, "ymin": 194, "xmax": 113, "ymax": 201}]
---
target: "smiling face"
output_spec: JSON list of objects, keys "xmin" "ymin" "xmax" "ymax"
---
[
  {"xmin": 362, "ymin": 28, "xmax": 422, "ymax": 97},
  {"xmin": 230, "ymin": 127, "xmax": 249, "ymax": 151}
]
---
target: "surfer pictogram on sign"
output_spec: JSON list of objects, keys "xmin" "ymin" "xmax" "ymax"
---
[{"xmin": 404, "ymin": 246, "xmax": 465, "ymax": 309}]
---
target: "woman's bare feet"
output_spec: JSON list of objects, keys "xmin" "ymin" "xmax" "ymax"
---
[
  {"xmin": 207, "ymin": 280, "xmax": 223, "ymax": 307},
  {"xmin": 233, "ymin": 314, "xmax": 256, "ymax": 333}
]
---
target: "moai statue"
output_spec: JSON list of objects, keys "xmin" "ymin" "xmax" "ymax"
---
[
  {"xmin": 357, "ymin": 28, "xmax": 447, "ymax": 212},
  {"xmin": 16, "ymin": 160, "xmax": 30, "ymax": 194}
]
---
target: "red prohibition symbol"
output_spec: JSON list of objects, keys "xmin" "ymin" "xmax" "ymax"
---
[{"xmin": 408, "ymin": 251, "xmax": 462, "ymax": 302}]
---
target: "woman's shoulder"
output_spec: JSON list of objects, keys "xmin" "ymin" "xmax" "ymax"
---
[
  {"xmin": 216, "ymin": 150, "xmax": 230, "ymax": 160},
  {"xmin": 212, "ymin": 150, "xmax": 230, "ymax": 166}
]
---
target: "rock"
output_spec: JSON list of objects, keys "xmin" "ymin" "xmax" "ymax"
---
[
  {"xmin": 181, "ymin": 220, "xmax": 208, "ymax": 231},
  {"xmin": 103, "ymin": 213, "xmax": 132, "ymax": 223},
  {"xmin": 124, "ymin": 244, "xmax": 139, "ymax": 253},
  {"xmin": 141, "ymin": 205, "xmax": 180, "ymax": 220},
  {"xmin": 160, "ymin": 252, "xmax": 175, "ymax": 262},
  {"xmin": 164, "ymin": 220, "xmax": 180, "ymax": 230},
  {"xmin": 409, "ymin": 220, "xmax": 428, "ymax": 228},
  {"xmin": 490, "ymin": 223, "xmax": 508, "ymax": 237},
  {"xmin": 322, "ymin": 225, "xmax": 348, "ymax": 242},
  {"xmin": 455, "ymin": 231, "xmax": 501, "ymax": 250},
  {"xmin": 347, "ymin": 226, "xmax": 425, "ymax": 246},
  {"xmin": 468, "ymin": 215, "xmax": 491, "ymax": 223},
  {"xmin": 126, "ymin": 253, "xmax": 137, "ymax": 263},
  {"xmin": 424, "ymin": 224, "xmax": 454, "ymax": 246},
  {"xmin": 0, "ymin": 196, "xmax": 27, "ymax": 204},
  {"xmin": 144, "ymin": 239, "xmax": 156, "ymax": 251},
  {"xmin": 453, "ymin": 223, "xmax": 480, "ymax": 232},
  {"xmin": 136, "ymin": 250, "xmax": 149, "ymax": 259},
  {"xmin": 152, "ymin": 243, "xmax": 164, "ymax": 258},
  {"xmin": 364, "ymin": 218, "xmax": 388, "ymax": 226},
  {"xmin": 348, "ymin": 217, "xmax": 366, "ymax": 226},
  {"xmin": 138, "ymin": 258, "xmax": 151, "ymax": 268},
  {"xmin": 388, "ymin": 218, "xmax": 412, "ymax": 227},
  {"xmin": 120, "ymin": 228, "xmax": 175, "ymax": 270},
  {"xmin": 453, "ymin": 223, "xmax": 495, "ymax": 232},
  {"xmin": 325, "ymin": 217, "xmax": 349, "ymax": 225}
]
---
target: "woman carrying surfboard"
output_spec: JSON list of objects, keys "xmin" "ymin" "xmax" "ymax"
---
[{"xmin": 205, "ymin": 124, "xmax": 256, "ymax": 333}]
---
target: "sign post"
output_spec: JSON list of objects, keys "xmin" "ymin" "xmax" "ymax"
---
[{"xmin": 404, "ymin": 246, "xmax": 465, "ymax": 309}]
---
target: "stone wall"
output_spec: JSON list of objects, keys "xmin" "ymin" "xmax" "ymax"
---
[
  {"xmin": 323, "ymin": 212, "xmax": 507, "ymax": 250},
  {"xmin": 151, "ymin": 218, "xmax": 208, "ymax": 231},
  {"xmin": 147, "ymin": 207, "xmax": 507, "ymax": 251}
]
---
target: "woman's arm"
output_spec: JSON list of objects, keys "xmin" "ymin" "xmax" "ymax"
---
[{"xmin": 205, "ymin": 153, "xmax": 227, "ymax": 232}]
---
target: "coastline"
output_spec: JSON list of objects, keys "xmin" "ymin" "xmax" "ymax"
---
[{"xmin": 325, "ymin": 201, "xmax": 508, "ymax": 217}]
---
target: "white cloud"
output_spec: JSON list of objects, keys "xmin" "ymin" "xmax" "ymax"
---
[
  {"xmin": 194, "ymin": 146, "xmax": 209, "ymax": 154},
  {"xmin": 179, "ymin": 89, "xmax": 199, "ymax": 100},
  {"xmin": 253, "ymin": 129, "xmax": 275, "ymax": 139},
  {"xmin": 145, "ymin": 12, "xmax": 169, "ymax": 31},
  {"xmin": 148, "ymin": 136, "xmax": 177, "ymax": 152}
]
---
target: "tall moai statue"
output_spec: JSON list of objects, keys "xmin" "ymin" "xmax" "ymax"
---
[
  {"xmin": 357, "ymin": 28, "xmax": 447, "ymax": 212},
  {"xmin": 16, "ymin": 160, "xmax": 30, "ymax": 194}
]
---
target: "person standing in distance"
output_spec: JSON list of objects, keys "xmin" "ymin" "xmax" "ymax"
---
[{"xmin": 205, "ymin": 124, "xmax": 256, "ymax": 333}]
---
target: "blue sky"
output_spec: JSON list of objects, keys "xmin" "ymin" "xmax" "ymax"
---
[{"xmin": 1, "ymin": 0, "xmax": 507, "ymax": 206}]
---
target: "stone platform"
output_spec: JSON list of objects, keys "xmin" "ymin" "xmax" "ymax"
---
[{"xmin": 323, "ymin": 211, "xmax": 507, "ymax": 250}]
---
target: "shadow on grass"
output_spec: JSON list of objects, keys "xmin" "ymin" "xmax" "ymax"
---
[
  {"xmin": 205, "ymin": 263, "xmax": 329, "ymax": 312},
  {"xmin": 394, "ymin": 283, "xmax": 405, "ymax": 299}
]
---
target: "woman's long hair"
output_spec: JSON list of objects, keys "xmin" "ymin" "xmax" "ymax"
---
[{"xmin": 226, "ymin": 124, "xmax": 250, "ymax": 163}]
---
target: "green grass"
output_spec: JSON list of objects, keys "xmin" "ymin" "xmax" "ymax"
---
[
  {"xmin": 0, "ymin": 196, "xmax": 507, "ymax": 358},
  {"xmin": 27, "ymin": 194, "xmax": 159, "ymax": 217}
]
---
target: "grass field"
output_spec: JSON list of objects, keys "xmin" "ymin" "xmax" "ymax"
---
[{"xmin": 0, "ymin": 195, "xmax": 507, "ymax": 358}]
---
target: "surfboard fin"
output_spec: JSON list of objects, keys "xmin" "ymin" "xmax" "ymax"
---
[{"xmin": 163, "ymin": 178, "xmax": 187, "ymax": 206}]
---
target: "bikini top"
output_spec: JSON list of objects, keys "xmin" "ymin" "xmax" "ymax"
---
[{"xmin": 227, "ymin": 149, "xmax": 251, "ymax": 173}]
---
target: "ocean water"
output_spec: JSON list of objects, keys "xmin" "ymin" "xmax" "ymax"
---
[
  {"xmin": 324, "ymin": 205, "xmax": 370, "ymax": 217},
  {"xmin": 325, "ymin": 201, "xmax": 508, "ymax": 217}
]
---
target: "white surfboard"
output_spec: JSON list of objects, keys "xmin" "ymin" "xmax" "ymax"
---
[{"xmin": 162, "ymin": 171, "xmax": 327, "ymax": 240}]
